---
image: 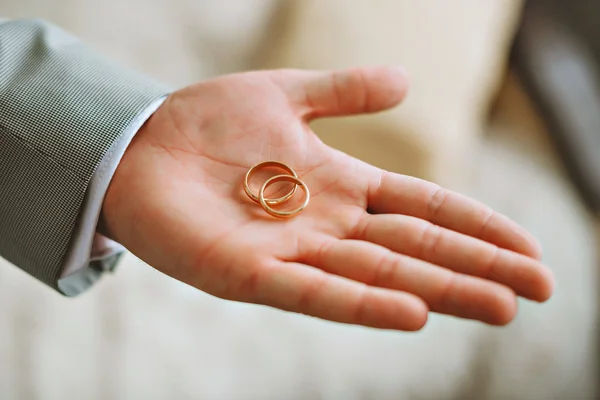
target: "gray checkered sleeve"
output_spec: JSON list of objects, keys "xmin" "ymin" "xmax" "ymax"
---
[{"xmin": 0, "ymin": 19, "xmax": 170, "ymax": 292}]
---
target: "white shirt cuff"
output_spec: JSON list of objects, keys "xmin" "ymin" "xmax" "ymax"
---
[{"xmin": 59, "ymin": 96, "xmax": 167, "ymax": 280}]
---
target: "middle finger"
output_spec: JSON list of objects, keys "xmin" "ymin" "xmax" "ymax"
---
[{"xmin": 351, "ymin": 214, "xmax": 553, "ymax": 302}]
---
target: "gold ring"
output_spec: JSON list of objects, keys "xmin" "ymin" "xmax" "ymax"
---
[
  {"xmin": 259, "ymin": 174, "xmax": 310, "ymax": 218},
  {"xmin": 244, "ymin": 161, "xmax": 298, "ymax": 205}
]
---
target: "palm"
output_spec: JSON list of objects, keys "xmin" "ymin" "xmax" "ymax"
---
[{"xmin": 103, "ymin": 68, "xmax": 554, "ymax": 331}]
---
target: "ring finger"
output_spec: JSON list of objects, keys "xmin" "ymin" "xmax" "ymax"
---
[{"xmin": 306, "ymin": 239, "xmax": 518, "ymax": 325}]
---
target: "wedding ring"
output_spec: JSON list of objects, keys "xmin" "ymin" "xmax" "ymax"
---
[
  {"xmin": 244, "ymin": 161, "xmax": 298, "ymax": 205},
  {"xmin": 259, "ymin": 175, "xmax": 310, "ymax": 218}
]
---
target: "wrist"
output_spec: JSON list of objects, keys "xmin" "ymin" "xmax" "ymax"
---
[
  {"xmin": 99, "ymin": 93, "xmax": 171, "ymax": 243},
  {"xmin": 100, "ymin": 114, "xmax": 152, "ymax": 243}
]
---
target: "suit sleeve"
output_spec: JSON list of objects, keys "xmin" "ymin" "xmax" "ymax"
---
[{"xmin": 0, "ymin": 19, "xmax": 171, "ymax": 294}]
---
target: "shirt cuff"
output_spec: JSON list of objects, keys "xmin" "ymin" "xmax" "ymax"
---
[{"xmin": 57, "ymin": 95, "xmax": 167, "ymax": 294}]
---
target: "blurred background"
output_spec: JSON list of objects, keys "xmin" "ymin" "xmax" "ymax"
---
[{"xmin": 0, "ymin": 0, "xmax": 599, "ymax": 399}]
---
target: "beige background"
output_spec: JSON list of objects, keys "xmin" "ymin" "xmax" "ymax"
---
[{"xmin": 0, "ymin": 1, "xmax": 597, "ymax": 399}]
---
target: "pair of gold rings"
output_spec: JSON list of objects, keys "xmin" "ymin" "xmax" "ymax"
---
[{"xmin": 243, "ymin": 161, "xmax": 310, "ymax": 218}]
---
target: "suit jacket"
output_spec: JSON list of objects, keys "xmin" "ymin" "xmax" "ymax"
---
[{"xmin": 0, "ymin": 19, "xmax": 168, "ymax": 294}]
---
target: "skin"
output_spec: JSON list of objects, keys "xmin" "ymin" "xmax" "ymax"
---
[{"xmin": 101, "ymin": 66, "xmax": 554, "ymax": 331}]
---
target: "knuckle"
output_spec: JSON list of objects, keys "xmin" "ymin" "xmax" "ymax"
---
[{"xmin": 427, "ymin": 186, "xmax": 449, "ymax": 220}]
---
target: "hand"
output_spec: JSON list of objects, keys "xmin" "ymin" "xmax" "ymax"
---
[{"xmin": 102, "ymin": 67, "xmax": 554, "ymax": 331}]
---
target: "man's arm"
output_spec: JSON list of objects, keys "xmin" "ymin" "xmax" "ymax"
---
[
  {"xmin": 0, "ymin": 19, "xmax": 553, "ymax": 329},
  {"xmin": 0, "ymin": 19, "xmax": 169, "ymax": 294}
]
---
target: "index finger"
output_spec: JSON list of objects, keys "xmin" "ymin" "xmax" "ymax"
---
[{"xmin": 367, "ymin": 170, "xmax": 543, "ymax": 260}]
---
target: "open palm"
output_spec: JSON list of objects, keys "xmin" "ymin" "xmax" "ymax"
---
[{"xmin": 102, "ymin": 67, "xmax": 553, "ymax": 331}]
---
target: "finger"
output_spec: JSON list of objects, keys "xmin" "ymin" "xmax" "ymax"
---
[
  {"xmin": 308, "ymin": 239, "xmax": 518, "ymax": 325},
  {"xmin": 352, "ymin": 214, "xmax": 554, "ymax": 302},
  {"xmin": 367, "ymin": 170, "xmax": 543, "ymax": 260},
  {"xmin": 249, "ymin": 261, "xmax": 428, "ymax": 331},
  {"xmin": 276, "ymin": 66, "xmax": 409, "ymax": 119}
]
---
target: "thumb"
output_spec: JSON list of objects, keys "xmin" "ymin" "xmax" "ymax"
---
[{"xmin": 278, "ymin": 66, "xmax": 409, "ymax": 120}]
